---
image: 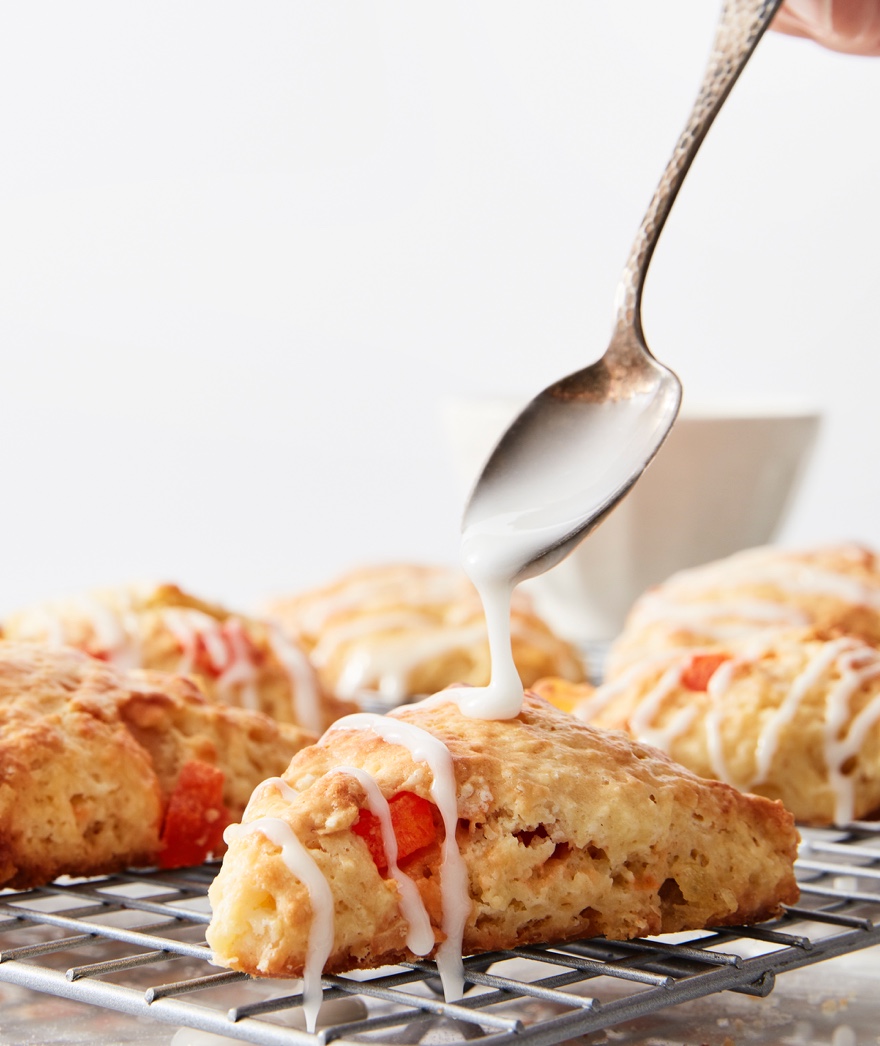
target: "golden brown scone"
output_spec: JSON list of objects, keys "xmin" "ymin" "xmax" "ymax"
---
[
  {"xmin": 206, "ymin": 692, "xmax": 798, "ymax": 982},
  {"xmin": 263, "ymin": 563, "xmax": 586, "ymax": 707},
  {"xmin": 2, "ymin": 582, "xmax": 351, "ymax": 731},
  {"xmin": 607, "ymin": 543, "xmax": 880, "ymax": 678},
  {"xmin": 0, "ymin": 641, "xmax": 316, "ymax": 889},
  {"xmin": 538, "ymin": 628, "xmax": 880, "ymax": 826}
]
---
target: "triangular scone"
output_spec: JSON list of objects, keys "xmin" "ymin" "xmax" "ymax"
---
[
  {"xmin": 0, "ymin": 641, "xmax": 316, "ymax": 889},
  {"xmin": 206, "ymin": 692, "xmax": 799, "ymax": 981}
]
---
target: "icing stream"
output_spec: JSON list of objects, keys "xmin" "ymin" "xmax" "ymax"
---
[{"xmin": 223, "ymin": 816, "xmax": 333, "ymax": 1033}]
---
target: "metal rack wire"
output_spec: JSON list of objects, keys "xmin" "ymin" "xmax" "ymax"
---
[{"xmin": 1, "ymin": 822, "xmax": 880, "ymax": 1045}]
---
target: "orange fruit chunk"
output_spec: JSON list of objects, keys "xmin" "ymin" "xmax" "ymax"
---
[
  {"xmin": 681, "ymin": 653, "xmax": 731, "ymax": 692},
  {"xmin": 352, "ymin": 790, "xmax": 436, "ymax": 872},
  {"xmin": 159, "ymin": 760, "xmax": 229, "ymax": 869}
]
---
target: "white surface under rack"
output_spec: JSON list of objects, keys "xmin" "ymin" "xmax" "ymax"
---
[{"xmin": 1, "ymin": 823, "xmax": 880, "ymax": 1045}]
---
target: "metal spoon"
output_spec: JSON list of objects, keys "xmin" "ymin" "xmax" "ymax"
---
[{"xmin": 461, "ymin": 0, "xmax": 784, "ymax": 589}]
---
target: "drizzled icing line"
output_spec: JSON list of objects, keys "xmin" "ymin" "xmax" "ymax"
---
[
  {"xmin": 235, "ymin": 769, "xmax": 435, "ymax": 1028},
  {"xmin": 628, "ymin": 550, "xmax": 880, "ymax": 639},
  {"xmin": 702, "ymin": 657, "xmax": 741, "ymax": 785},
  {"xmin": 163, "ymin": 610, "xmax": 262, "ymax": 712},
  {"xmin": 223, "ymin": 815, "xmax": 333, "ymax": 1034},
  {"xmin": 320, "ymin": 711, "xmax": 469, "ymax": 1000},
  {"xmin": 266, "ymin": 625, "xmax": 324, "ymax": 733},
  {"xmin": 821, "ymin": 643, "xmax": 880, "ymax": 824},
  {"xmin": 230, "ymin": 713, "xmax": 467, "ymax": 1028},
  {"xmin": 329, "ymin": 766, "xmax": 434, "ymax": 956}
]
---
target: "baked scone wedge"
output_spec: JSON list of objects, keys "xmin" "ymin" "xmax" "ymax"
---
[
  {"xmin": 538, "ymin": 628, "xmax": 880, "ymax": 826},
  {"xmin": 2, "ymin": 582, "xmax": 351, "ymax": 731},
  {"xmin": 263, "ymin": 563, "xmax": 586, "ymax": 707},
  {"xmin": 608, "ymin": 542, "xmax": 880, "ymax": 677},
  {"xmin": 206, "ymin": 692, "xmax": 798, "ymax": 997},
  {"xmin": 0, "ymin": 641, "xmax": 316, "ymax": 889}
]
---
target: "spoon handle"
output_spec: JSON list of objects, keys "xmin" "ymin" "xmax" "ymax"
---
[{"xmin": 614, "ymin": 0, "xmax": 784, "ymax": 340}]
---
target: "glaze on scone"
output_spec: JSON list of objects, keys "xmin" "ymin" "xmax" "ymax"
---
[
  {"xmin": 206, "ymin": 692, "xmax": 798, "ymax": 981},
  {"xmin": 607, "ymin": 543, "xmax": 880, "ymax": 677},
  {"xmin": 0, "ymin": 641, "xmax": 316, "ymax": 889},
  {"xmin": 2, "ymin": 582, "xmax": 350, "ymax": 731},
  {"xmin": 537, "ymin": 628, "xmax": 880, "ymax": 825},
  {"xmin": 263, "ymin": 563, "xmax": 586, "ymax": 706}
]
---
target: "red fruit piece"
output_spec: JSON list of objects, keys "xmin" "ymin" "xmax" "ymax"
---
[
  {"xmin": 681, "ymin": 653, "xmax": 731, "ymax": 692},
  {"xmin": 159, "ymin": 761, "xmax": 229, "ymax": 869},
  {"xmin": 352, "ymin": 791, "xmax": 437, "ymax": 873}
]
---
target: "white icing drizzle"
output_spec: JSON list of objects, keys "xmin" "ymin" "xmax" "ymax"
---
[
  {"xmin": 330, "ymin": 766, "xmax": 434, "ymax": 956},
  {"xmin": 333, "ymin": 623, "xmax": 487, "ymax": 704},
  {"xmin": 631, "ymin": 597, "xmax": 809, "ymax": 633},
  {"xmin": 628, "ymin": 663, "xmax": 700, "ymax": 751},
  {"xmin": 251, "ymin": 773, "xmax": 434, "ymax": 956},
  {"xmin": 573, "ymin": 650, "xmax": 690, "ymax": 721},
  {"xmin": 17, "ymin": 605, "xmax": 69, "ymax": 647},
  {"xmin": 732, "ymin": 636, "xmax": 880, "ymax": 822},
  {"xmin": 320, "ymin": 712, "xmax": 469, "ymax": 999},
  {"xmin": 16, "ymin": 596, "xmax": 143, "ymax": 668},
  {"xmin": 162, "ymin": 609, "xmax": 261, "ymax": 712},
  {"xmin": 213, "ymin": 618, "xmax": 263, "ymax": 711},
  {"xmin": 293, "ymin": 568, "xmax": 469, "ymax": 638},
  {"xmin": 820, "ymin": 642, "xmax": 880, "ymax": 824},
  {"xmin": 750, "ymin": 639, "xmax": 851, "ymax": 786},
  {"xmin": 243, "ymin": 774, "xmax": 298, "ymax": 817},
  {"xmin": 628, "ymin": 546, "xmax": 880, "ymax": 641},
  {"xmin": 701, "ymin": 658, "xmax": 740, "ymax": 785},
  {"xmin": 310, "ymin": 610, "xmax": 438, "ymax": 666},
  {"xmin": 266, "ymin": 626, "xmax": 324, "ymax": 733},
  {"xmin": 223, "ymin": 816, "xmax": 333, "ymax": 1033},
  {"xmin": 77, "ymin": 596, "xmax": 120, "ymax": 645}
]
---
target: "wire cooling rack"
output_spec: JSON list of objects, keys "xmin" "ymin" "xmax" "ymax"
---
[{"xmin": 1, "ymin": 823, "xmax": 880, "ymax": 1045}]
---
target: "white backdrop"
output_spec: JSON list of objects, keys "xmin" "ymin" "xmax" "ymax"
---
[{"xmin": 1, "ymin": 2, "xmax": 878, "ymax": 619}]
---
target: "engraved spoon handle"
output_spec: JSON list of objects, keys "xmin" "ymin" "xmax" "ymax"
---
[{"xmin": 614, "ymin": 0, "xmax": 784, "ymax": 340}]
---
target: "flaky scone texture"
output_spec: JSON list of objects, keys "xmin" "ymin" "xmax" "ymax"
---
[
  {"xmin": 608, "ymin": 543, "xmax": 880, "ymax": 677},
  {"xmin": 264, "ymin": 563, "xmax": 586, "ymax": 706},
  {"xmin": 2, "ymin": 582, "xmax": 351, "ymax": 731},
  {"xmin": 539, "ymin": 628, "xmax": 880, "ymax": 826},
  {"xmin": 206, "ymin": 692, "xmax": 798, "ymax": 979},
  {"xmin": 0, "ymin": 641, "xmax": 315, "ymax": 889}
]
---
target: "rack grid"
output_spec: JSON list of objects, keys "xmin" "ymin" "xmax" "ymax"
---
[{"xmin": 1, "ymin": 822, "xmax": 880, "ymax": 1044}]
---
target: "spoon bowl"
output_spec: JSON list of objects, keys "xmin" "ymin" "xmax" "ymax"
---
[
  {"xmin": 462, "ymin": 332, "xmax": 681, "ymax": 587},
  {"xmin": 463, "ymin": 0, "xmax": 783, "ymax": 590}
]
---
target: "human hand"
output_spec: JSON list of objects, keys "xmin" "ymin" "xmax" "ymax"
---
[{"xmin": 774, "ymin": 0, "xmax": 880, "ymax": 55}]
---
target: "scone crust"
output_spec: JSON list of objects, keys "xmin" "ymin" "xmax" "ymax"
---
[
  {"xmin": 206, "ymin": 692, "xmax": 798, "ymax": 979},
  {"xmin": 0, "ymin": 641, "xmax": 315, "ymax": 889}
]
